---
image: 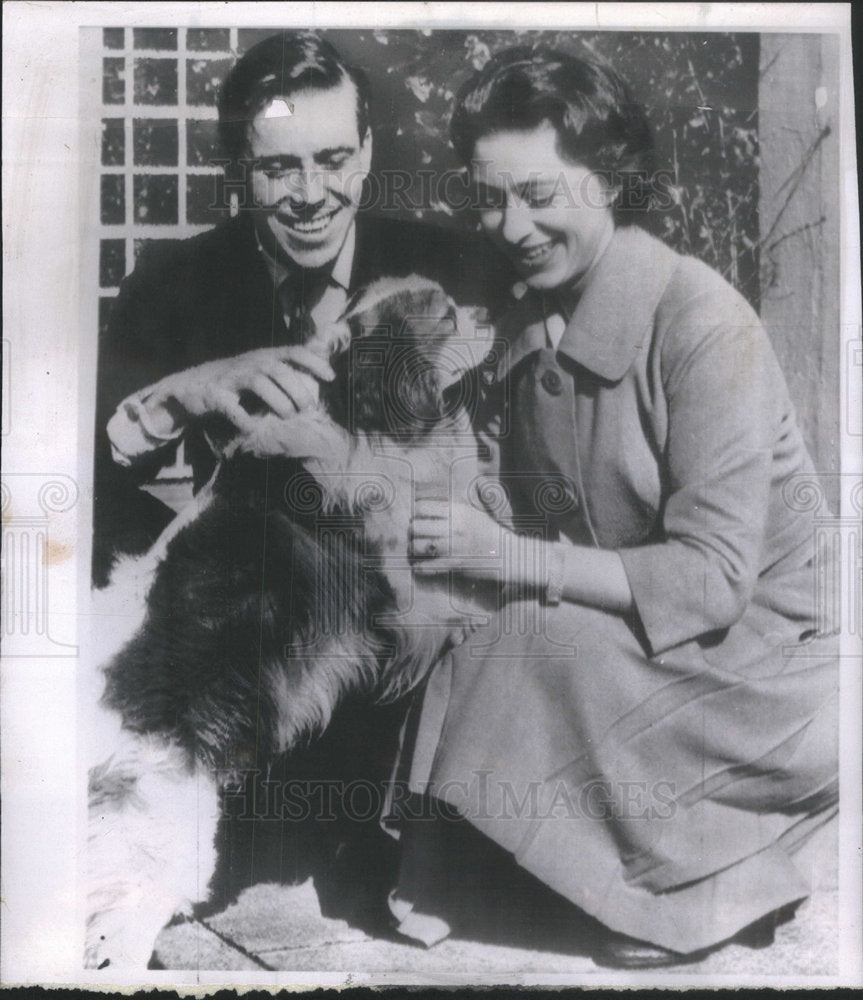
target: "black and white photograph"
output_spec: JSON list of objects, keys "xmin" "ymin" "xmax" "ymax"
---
[{"xmin": 2, "ymin": 1, "xmax": 861, "ymax": 990}]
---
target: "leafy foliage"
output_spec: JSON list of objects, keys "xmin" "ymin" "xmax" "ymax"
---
[{"xmin": 237, "ymin": 29, "xmax": 761, "ymax": 305}]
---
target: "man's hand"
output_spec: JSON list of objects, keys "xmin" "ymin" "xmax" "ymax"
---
[
  {"xmin": 235, "ymin": 407, "xmax": 352, "ymax": 463},
  {"xmin": 108, "ymin": 345, "xmax": 338, "ymax": 466},
  {"xmin": 153, "ymin": 345, "xmax": 336, "ymax": 434}
]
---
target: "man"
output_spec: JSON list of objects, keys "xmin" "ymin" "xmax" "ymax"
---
[
  {"xmin": 92, "ymin": 31, "xmax": 513, "ymax": 922},
  {"xmin": 93, "ymin": 30, "xmax": 511, "ymax": 585}
]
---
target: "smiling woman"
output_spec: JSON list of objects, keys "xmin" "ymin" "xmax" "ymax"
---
[
  {"xmin": 395, "ymin": 44, "xmax": 839, "ymax": 971},
  {"xmin": 471, "ymin": 126, "xmax": 616, "ymax": 292}
]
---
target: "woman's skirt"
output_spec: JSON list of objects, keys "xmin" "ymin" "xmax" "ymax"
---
[{"xmin": 384, "ymin": 599, "xmax": 839, "ymax": 953}]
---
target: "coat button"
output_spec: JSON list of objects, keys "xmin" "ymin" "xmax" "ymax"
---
[{"xmin": 540, "ymin": 369, "xmax": 564, "ymax": 395}]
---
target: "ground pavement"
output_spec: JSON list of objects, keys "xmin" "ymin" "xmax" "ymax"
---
[{"xmin": 152, "ymin": 807, "xmax": 838, "ymax": 979}]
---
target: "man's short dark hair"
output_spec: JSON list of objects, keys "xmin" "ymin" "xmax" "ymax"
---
[
  {"xmin": 217, "ymin": 31, "xmax": 372, "ymax": 162},
  {"xmin": 450, "ymin": 47, "xmax": 656, "ymax": 221}
]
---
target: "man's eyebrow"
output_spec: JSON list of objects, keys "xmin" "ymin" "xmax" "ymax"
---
[
  {"xmin": 256, "ymin": 154, "xmax": 303, "ymax": 169},
  {"xmin": 313, "ymin": 145, "xmax": 356, "ymax": 163}
]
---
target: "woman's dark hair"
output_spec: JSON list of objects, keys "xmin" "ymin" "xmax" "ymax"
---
[
  {"xmin": 217, "ymin": 32, "xmax": 372, "ymax": 162},
  {"xmin": 450, "ymin": 47, "xmax": 656, "ymax": 221}
]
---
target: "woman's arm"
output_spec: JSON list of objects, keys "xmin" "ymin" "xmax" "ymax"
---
[
  {"xmin": 412, "ymin": 270, "xmax": 785, "ymax": 632},
  {"xmin": 410, "ymin": 498, "xmax": 633, "ymax": 613}
]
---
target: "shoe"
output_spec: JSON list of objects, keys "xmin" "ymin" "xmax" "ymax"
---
[
  {"xmin": 591, "ymin": 902, "xmax": 802, "ymax": 969},
  {"xmin": 592, "ymin": 930, "xmax": 710, "ymax": 969}
]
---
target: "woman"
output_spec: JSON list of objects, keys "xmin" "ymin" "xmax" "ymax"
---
[{"xmin": 394, "ymin": 47, "xmax": 839, "ymax": 968}]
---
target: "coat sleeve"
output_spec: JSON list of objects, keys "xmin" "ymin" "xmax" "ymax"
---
[
  {"xmin": 92, "ymin": 250, "xmax": 185, "ymax": 585},
  {"xmin": 617, "ymin": 278, "xmax": 781, "ymax": 656}
]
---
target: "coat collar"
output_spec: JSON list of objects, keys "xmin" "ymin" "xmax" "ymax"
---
[{"xmin": 496, "ymin": 227, "xmax": 679, "ymax": 383}]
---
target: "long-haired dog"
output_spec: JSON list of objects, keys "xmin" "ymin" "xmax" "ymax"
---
[{"xmin": 85, "ymin": 276, "xmax": 502, "ymax": 969}]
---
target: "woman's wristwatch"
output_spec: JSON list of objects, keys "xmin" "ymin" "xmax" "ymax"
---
[{"xmin": 545, "ymin": 542, "xmax": 568, "ymax": 606}]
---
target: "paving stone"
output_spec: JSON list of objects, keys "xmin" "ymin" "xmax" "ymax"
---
[
  {"xmin": 237, "ymin": 29, "xmax": 274, "ymax": 55},
  {"xmin": 150, "ymin": 888, "xmax": 838, "ymax": 975},
  {"xmin": 186, "ymin": 173, "xmax": 228, "ymax": 225},
  {"xmin": 259, "ymin": 935, "xmax": 598, "ymax": 976},
  {"xmin": 153, "ymin": 917, "xmax": 262, "ymax": 971},
  {"xmin": 133, "ymin": 175, "xmax": 178, "ymax": 224},
  {"xmin": 186, "ymin": 119, "xmax": 222, "ymax": 167},
  {"xmin": 133, "ymin": 119, "xmax": 178, "ymax": 167},
  {"xmin": 100, "ymin": 175, "xmax": 125, "ymax": 224},
  {"xmin": 133, "ymin": 28, "xmax": 177, "ymax": 51},
  {"xmin": 102, "ymin": 58, "xmax": 125, "ymax": 104},
  {"xmin": 186, "ymin": 58, "xmax": 232, "ymax": 106},
  {"xmin": 679, "ymin": 891, "xmax": 837, "ymax": 977},
  {"xmin": 99, "ymin": 239, "xmax": 125, "ymax": 287},
  {"xmin": 206, "ymin": 880, "xmax": 372, "ymax": 955},
  {"xmin": 151, "ymin": 821, "xmax": 839, "ymax": 976},
  {"xmin": 101, "ymin": 118, "xmax": 125, "ymax": 166}
]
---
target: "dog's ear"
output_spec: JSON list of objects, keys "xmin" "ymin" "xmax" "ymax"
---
[
  {"xmin": 333, "ymin": 275, "xmax": 471, "ymax": 439},
  {"xmin": 344, "ymin": 275, "xmax": 448, "ymax": 332},
  {"xmin": 438, "ymin": 304, "xmax": 498, "ymax": 389}
]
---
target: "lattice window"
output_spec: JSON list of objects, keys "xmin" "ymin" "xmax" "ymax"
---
[
  {"xmin": 97, "ymin": 27, "xmax": 239, "ymax": 339},
  {"xmin": 94, "ymin": 26, "xmax": 242, "ymax": 498}
]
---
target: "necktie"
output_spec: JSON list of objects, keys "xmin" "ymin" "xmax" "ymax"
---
[{"xmin": 279, "ymin": 269, "xmax": 332, "ymax": 345}]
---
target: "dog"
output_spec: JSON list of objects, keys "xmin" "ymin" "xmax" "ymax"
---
[{"xmin": 84, "ymin": 276, "xmax": 503, "ymax": 969}]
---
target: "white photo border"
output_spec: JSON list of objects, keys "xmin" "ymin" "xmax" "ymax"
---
[{"xmin": 2, "ymin": 1, "xmax": 859, "ymax": 990}]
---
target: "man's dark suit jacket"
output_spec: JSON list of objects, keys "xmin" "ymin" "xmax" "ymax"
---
[{"xmin": 93, "ymin": 210, "xmax": 514, "ymax": 586}]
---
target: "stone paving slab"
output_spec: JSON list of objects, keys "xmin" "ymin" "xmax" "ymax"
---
[
  {"xmin": 153, "ymin": 816, "xmax": 839, "ymax": 976},
  {"xmin": 205, "ymin": 880, "xmax": 373, "ymax": 954},
  {"xmin": 258, "ymin": 935, "xmax": 597, "ymax": 976},
  {"xmin": 153, "ymin": 916, "xmax": 262, "ymax": 971},
  {"xmin": 153, "ymin": 883, "xmax": 838, "ymax": 976}
]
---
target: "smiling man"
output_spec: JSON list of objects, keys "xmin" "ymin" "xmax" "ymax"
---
[
  {"xmin": 244, "ymin": 82, "xmax": 369, "ymax": 271},
  {"xmin": 90, "ymin": 32, "xmax": 513, "ymax": 932},
  {"xmin": 93, "ymin": 31, "xmax": 512, "ymax": 583}
]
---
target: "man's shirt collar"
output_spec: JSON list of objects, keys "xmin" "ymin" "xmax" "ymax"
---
[{"xmin": 255, "ymin": 221, "xmax": 356, "ymax": 292}]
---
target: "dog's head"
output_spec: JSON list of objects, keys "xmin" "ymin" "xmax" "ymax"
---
[{"xmin": 322, "ymin": 275, "xmax": 497, "ymax": 443}]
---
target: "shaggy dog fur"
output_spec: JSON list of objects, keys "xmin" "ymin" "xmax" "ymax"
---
[{"xmin": 85, "ymin": 276, "xmax": 500, "ymax": 969}]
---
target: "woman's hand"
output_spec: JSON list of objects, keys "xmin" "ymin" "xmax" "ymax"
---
[
  {"xmin": 410, "ymin": 498, "xmax": 533, "ymax": 583},
  {"xmin": 410, "ymin": 498, "xmax": 635, "ymax": 613}
]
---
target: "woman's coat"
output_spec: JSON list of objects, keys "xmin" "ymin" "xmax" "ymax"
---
[{"xmin": 387, "ymin": 226, "xmax": 838, "ymax": 953}]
